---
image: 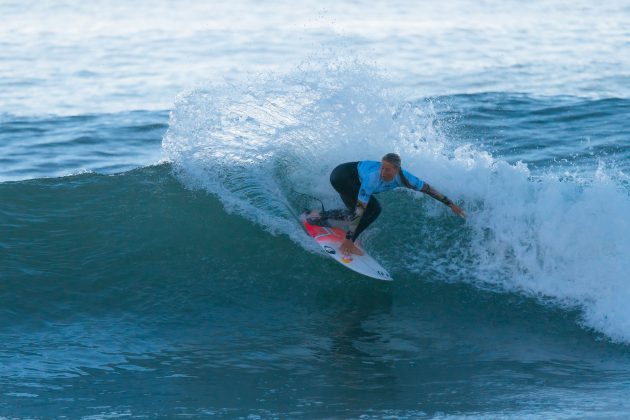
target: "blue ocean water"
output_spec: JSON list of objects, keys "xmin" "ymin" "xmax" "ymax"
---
[{"xmin": 2, "ymin": 1, "xmax": 630, "ymax": 418}]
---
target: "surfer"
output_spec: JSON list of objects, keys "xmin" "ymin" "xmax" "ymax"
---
[{"xmin": 325, "ymin": 153, "xmax": 465, "ymax": 256}]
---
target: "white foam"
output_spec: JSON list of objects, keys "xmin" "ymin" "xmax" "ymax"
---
[{"xmin": 446, "ymin": 149, "xmax": 630, "ymax": 342}]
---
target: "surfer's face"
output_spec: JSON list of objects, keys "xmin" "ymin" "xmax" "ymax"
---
[{"xmin": 379, "ymin": 160, "xmax": 399, "ymax": 182}]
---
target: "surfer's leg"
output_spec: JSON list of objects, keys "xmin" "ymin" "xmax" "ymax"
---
[
  {"xmin": 330, "ymin": 162, "xmax": 360, "ymax": 210},
  {"xmin": 354, "ymin": 196, "xmax": 381, "ymax": 238}
]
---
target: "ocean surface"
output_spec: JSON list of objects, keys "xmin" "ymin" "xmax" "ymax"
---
[{"xmin": 2, "ymin": 0, "xmax": 630, "ymax": 418}]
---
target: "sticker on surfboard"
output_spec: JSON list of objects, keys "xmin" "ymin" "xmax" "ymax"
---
[{"xmin": 300, "ymin": 211, "xmax": 393, "ymax": 281}]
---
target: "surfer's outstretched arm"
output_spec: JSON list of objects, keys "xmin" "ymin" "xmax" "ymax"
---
[{"xmin": 420, "ymin": 183, "xmax": 466, "ymax": 218}]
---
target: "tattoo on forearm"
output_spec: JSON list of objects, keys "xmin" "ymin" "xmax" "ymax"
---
[{"xmin": 421, "ymin": 183, "xmax": 453, "ymax": 206}]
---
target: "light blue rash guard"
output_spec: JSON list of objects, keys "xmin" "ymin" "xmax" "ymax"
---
[{"xmin": 356, "ymin": 160, "xmax": 424, "ymax": 204}]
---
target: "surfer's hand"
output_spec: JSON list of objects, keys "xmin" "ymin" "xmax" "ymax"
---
[
  {"xmin": 340, "ymin": 239, "xmax": 354, "ymax": 255},
  {"xmin": 340, "ymin": 238, "xmax": 364, "ymax": 256},
  {"xmin": 449, "ymin": 203, "xmax": 466, "ymax": 218}
]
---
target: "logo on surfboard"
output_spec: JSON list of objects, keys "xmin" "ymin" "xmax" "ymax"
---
[{"xmin": 323, "ymin": 245, "xmax": 336, "ymax": 255}]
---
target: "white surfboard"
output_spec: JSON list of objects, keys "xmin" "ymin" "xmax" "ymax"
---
[{"xmin": 300, "ymin": 211, "xmax": 393, "ymax": 281}]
